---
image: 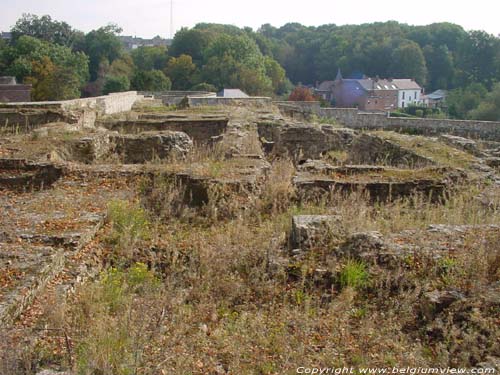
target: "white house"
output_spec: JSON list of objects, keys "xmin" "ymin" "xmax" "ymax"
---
[{"xmin": 392, "ymin": 79, "xmax": 423, "ymax": 108}]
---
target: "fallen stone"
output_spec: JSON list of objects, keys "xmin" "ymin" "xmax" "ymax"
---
[
  {"xmin": 439, "ymin": 134, "xmax": 483, "ymax": 156},
  {"xmin": 290, "ymin": 215, "xmax": 344, "ymax": 251}
]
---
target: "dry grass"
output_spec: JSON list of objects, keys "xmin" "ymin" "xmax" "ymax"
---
[{"xmin": 26, "ymin": 154, "xmax": 499, "ymax": 373}]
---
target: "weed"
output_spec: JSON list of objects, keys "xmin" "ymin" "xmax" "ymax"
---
[{"xmin": 339, "ymin": 259, "xmax": 369, "ymax": 290}]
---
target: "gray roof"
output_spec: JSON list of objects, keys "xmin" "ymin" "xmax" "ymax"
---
[
  {"xmin": 426, "ymin": 89, "xmax": 447, "ymax": 100},
  {"xmin": 354, "ymin": 78, "xmax": 398, "ymax": 91},
  {"xmin": 217, "ymin": 89, "xmax": 249, "ymax": 98},
  {"xmin": 317, "ymin": 81, "xmax": 335, "ymax": 91},
  {"xmin": 392, "ymin": 79, "xmax": 422, "ymax": 90}
]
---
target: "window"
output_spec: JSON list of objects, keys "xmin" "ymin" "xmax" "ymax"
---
[
  {"xmin": 402, "ymin": 92, "xmax": 405, "ymax": 99},
  {"xmin": 402, "ymin": 102, "xmax": 405, "ymax": 108}
]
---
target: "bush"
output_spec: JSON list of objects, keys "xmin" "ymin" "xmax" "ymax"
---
[
  {"xmin": 339, "ymin": 259, "xmax": 369, "ymax": 290},
  {"xmin": 107, "ymin": 200, "xmax": 150, "ymax": 252},
  {"xmin": 103, "ymin": 74, "xmax": 130, "ymax": 94},
  {"xmin": 131, "ymin": 69, "xmax": 171, "ymax": 91}
]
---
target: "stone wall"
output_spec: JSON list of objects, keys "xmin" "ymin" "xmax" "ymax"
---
[
  {"xmin": 139, "ymin": 91, "xmax": 216, "ymax": 106},
  {"xmin": 0, "ymin": 84, "xmax": 32, "ymax": 102},
  {"xmin": 188, "ymin": 95, "xmax": 272, "ymax": 108},
  {"xmin": 276, "ymin": 102, "xmax": 500, "ymax": 141},
  {"xmin": 0, "ymin": 92, "xmax": 141, "ymax": 131}
]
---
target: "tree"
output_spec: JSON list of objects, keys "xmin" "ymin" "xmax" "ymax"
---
[
  {"xmin": 11, "ymin": 14, "xmax": 77, "ymax": 47},
  {"xmin": 191, "ymin": 82, "xmax": 217, "ymax": 92},
  {"xmin": 390, "ymin": 41, "xmax": 428, "ymax": 85},
  {"xmin": 423, "ymin": 44, "xmax": 455, "ymax": 90},
  {"xmin": 469, "ymin": 83, "xmax": 500, "ymax": 121},
  {"xmin": 131, "ymin": 46, "xmax": 168, "ymax": 71},
  {"xmin": 108, "ymin": 54, "xmax": 135, "ymax": 79},
  {"xmin": 0, "ymin": 35, "xmax": 88, "ymax": 97},
  {"xmin": 288, "ymin": 86, "xmax": 316, "ymax": 101},
  {"xmin": 25, "ymin": 56, "xmax": 82, "ymax": 100},
  {"xmin": 446, "ymin": 83, "xmax": 488, "ymax": 119},
  {"xmin": 103, "ymin": 75, "xmax": 130, "ymax": 94},
  {"xmin": 131, "ymin": 70, "xmax": 171, "ymax": 91},
  {"xmin": 81, "ymin": 25, "xmax": 123, "ymax": 80},
  {"xmin": 264, "ymin": 56, "xmax": 287, "ymax": 94},
  {"xmin": 164, "ymin": 54, "xmax": 197, "ymax": 90},
  {"xmin": 169, "ymin": 28, "xmax": 213, "ymax": 66}
]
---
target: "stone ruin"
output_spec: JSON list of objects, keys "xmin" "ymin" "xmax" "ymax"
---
[{"xmin": 0, "ymin": 92, "xmax": 499, "ymax": 372}]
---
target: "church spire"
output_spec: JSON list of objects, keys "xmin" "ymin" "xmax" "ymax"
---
[{"xmin": 335, "ymin": 68, "xmax": 343, "ymax": 81}]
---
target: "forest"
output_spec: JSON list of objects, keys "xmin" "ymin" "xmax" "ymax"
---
[{"xmin": 0, "ymin": 14, "xmax": 499, "ymax": 120}]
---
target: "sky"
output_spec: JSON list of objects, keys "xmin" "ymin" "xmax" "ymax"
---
[{"xmin": 1, "ymin": 0, "xmax": 499, "ymax": 38}]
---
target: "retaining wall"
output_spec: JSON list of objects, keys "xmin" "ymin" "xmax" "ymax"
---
[
  {"xmin": 189, "ymin": 96, "xmax": 272, "ymax": 107},
  {"xmin": 276, "ymin": 102, "xmax": 500, "ymax": 141},
  {"xmin": 0, "ymin": 92, "xmax": 141, "ymax": 130}
]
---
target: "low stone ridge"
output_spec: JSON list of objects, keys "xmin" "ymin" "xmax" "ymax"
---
[
  {"xmin": 439, "ymin": 134, "xmax": 484, "ymax": 157},
  {"xmin": 100, "ymin": 117, "xmax": 228, "ymax": 144},
  {"xmin": 349, "ymin": 133, "xmax": 435, "ymax": 168},
  {"xmin": 0, "ymin": 158, "xmax": 62, "ymax": 191},
  {"xmin": 112, "ymin": 131, "xmax": 193, "ymax": 164},
  {"xmin": 258, "ymin": 122, "xmax": 356, "ymax": 161},
  {"xmin": 294, "ymin": 163, "xmax": 461, "ymax": 202}
]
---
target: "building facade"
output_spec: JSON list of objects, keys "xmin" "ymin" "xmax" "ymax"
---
[
  {"xmin": 0, "ymin": 77, "xmax": 32, "ymax": 102},
  {"xmin": 392, "ymin": 79, "xmax": 423, "ymax": 108},
  {"xmin": 315, "ymin": 71, "xmax": 423, "ymax": 111}
]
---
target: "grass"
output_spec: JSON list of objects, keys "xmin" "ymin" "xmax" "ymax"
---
[
  {"xmin": 4, "ymin": 104, "xmax": 500, "ymax": 373},
  {"xmin": 339, "ymin": 259, "xmax": 370, "ymax": 290},
  {"xmin": 26, "ymin": 173, "xmax": 499, "ymax": 372},
  {"xmin": 371, "ymin": 131, "xmax": 477, "ymax": 169}
]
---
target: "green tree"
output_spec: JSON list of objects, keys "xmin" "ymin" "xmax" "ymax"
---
[
  {"xmin": 191, "ymin": 82, "xmax": 217, "ymax": 92},
  {"xmin": 169, "ymin": 28, "xmax": 214, "ymax": 66},
  {"xmin": 446, "ymin": 83, "xmax": 488, "ymax": 119},
  {"xmin": 25, "ymin": 56, "xmax": 83, "ymax": 100},
  {"xmin": 469, "ymin": 83, "xmax": 500, "ymax": 121},
  {"xmin": 131, "ymin": 70, "xmax": 171, "ymax": 91},
  {"xmin": 1, "ymin": 35, "xmax": 88, "ymax": 96},
  {"xmin": 11, "ymin": 13, "xmax": 77, "ymax": 47},
  {"xmin": 81, "ymin": 25, "xmax": 123, "ymax": 81},
  {"xmin": 264, "ymin": 56, "xmax": 287, "ymax": 94},
  {"xmin": 164, "ymin": 54, "xmax": 197, "ymax": 90},
  {"xmin": 424, "ymin": 44, "xmax": 455, "ymax": 90},
  {"xmin": 390, "ymin": 41, "xmax": 428, "ymax": 85},
  {"xmin": 108, "ymin": 54, "xmax": 135, "ymax": 79},
  {"xmin": 130, "ymin": 46, "xmax": 168, "ymax": 71},
  {"xmin": 103, "ymin": 75, "xmax": 130, "ymax": 94}
]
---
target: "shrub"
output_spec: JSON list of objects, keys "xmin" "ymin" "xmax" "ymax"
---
[
  {"xmin": 103, "ymin": 74, "xmax": 130, "ymax": 94},
  {"xmin": 339, "ymin": 259, "xmax": 369, "ymax": 290},
  {"xmin": 107, "ymin": 200, "xmax": 150, "ymax": 252}
]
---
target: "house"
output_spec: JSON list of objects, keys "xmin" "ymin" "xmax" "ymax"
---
[
  {"xmin": 315, "ymin": 70, "xmax": 424, "ymax": 110},
  {"xmin": 392, "ymin": 79, "xmax": 423, "ymax": 108},
  {"xmin": 0, "ymin": 32, "xmax": 12, "ymax": 42},
  {"xmin": 422, "ymin": 89, "xmax": 446, "ymax": 108},
  {"xmin": 315, "ymin": 70, "xmax": 398, "ymax": 111},
  {"xmin": 119, "ymin": 35, "xmax": 171, "ymax": 51},
  {"xmin": 217, "ymin": 89, "xmax": 249, "ymax": 98},
  {"xmin": 0, "ymin": 76, "xmax": 32, "ymax": 102}
]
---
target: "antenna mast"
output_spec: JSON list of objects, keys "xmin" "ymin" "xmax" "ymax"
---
[{"xmin": 170, "ymin": 0, "xmax": 174, "ymax": 39}]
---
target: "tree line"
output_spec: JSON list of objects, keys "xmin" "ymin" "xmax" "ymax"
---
[{"xmin": 0, "ymin": 14, "xmax": 498, "ymax": 119}]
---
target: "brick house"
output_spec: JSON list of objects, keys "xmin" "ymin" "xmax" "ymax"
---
[
  {"xmin": 315, "ymin": 70, "xmax": 398, "ymax": 111},
  {"xmin": 0, "ymin": 77, "xmax": 32, "ymax": 103}
]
